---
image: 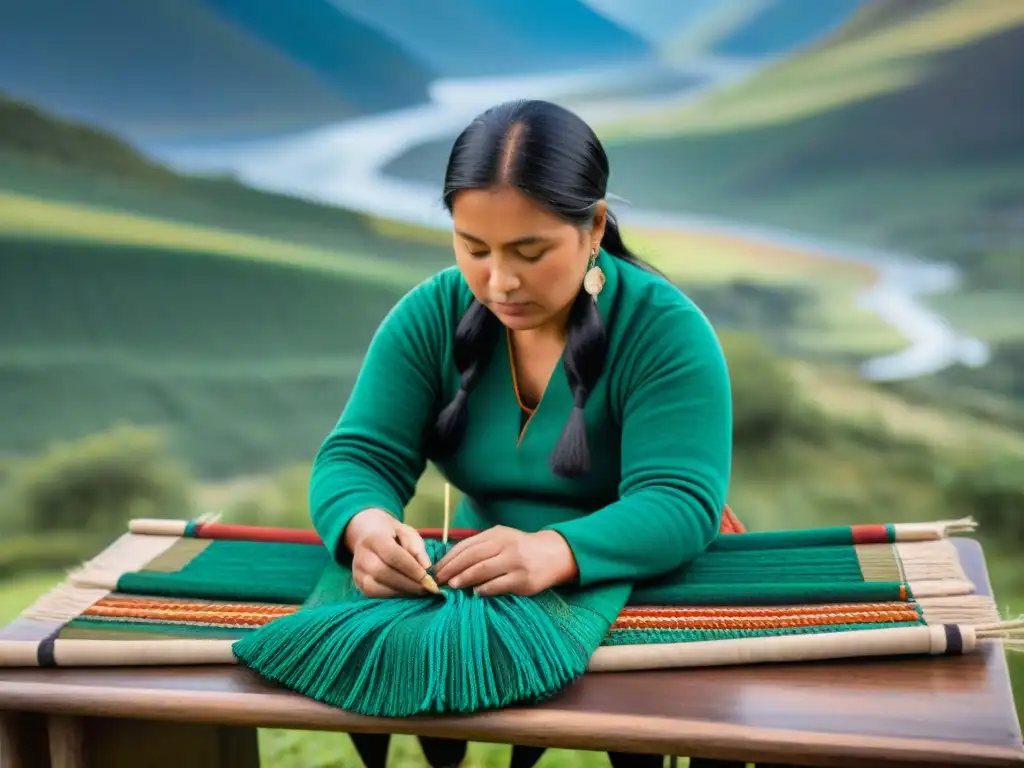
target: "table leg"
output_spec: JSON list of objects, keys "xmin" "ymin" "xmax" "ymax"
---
[
  {"xmin": 1, "ymin": 712, "xmax": 51, "ymax": 768},
  {"xmin": 45, "ymin": 716, "xmax": 259, "ymax": 768}
]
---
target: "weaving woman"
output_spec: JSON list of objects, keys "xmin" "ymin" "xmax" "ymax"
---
[{"xmin": 310, "ymin": 99, "xmax": 791, "ymax": 768}]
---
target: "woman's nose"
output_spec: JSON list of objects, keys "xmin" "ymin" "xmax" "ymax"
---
[{"xmin": 489, "ymin": 268, "xmax": 520, "ymax": 295}]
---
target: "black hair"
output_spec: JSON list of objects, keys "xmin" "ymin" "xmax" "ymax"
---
[{"xmin": 428, "ymin": 99, "xmax": 661, "ymax": 478}]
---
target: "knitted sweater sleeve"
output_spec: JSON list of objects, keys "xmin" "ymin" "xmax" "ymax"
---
[
  {"xmin": 308, "ymin": 275, "xmax": 447, "ymax": 560},
  {"xmin": 545, "ymin": 299, "xmax": 733, "ymax": 586}
]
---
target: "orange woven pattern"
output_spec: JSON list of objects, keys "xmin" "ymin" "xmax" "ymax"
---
[
  {"xmin": 84, "ymin": 597, "xmax": 297, "ymax": 627},
  {"xmin": 611, "ymin": 601, "xmax": 921, "ymax": 630}
]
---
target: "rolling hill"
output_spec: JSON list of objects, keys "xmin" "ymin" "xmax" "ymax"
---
[
  {"xmin": 593, "ymin": 0, "xmax": 1024, "ymax": 289},
  {"xmin": 0, "ymin": 0, "xmax": 434, "ymax": 144},
  {"xmin": 0, "ymin": 97, "xmax": 453, "ymax": 476}
]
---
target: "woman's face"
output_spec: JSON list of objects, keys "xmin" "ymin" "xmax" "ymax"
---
[{"xmin": 451, "ymin": 185, "xmax": 606, "ymax": 333}]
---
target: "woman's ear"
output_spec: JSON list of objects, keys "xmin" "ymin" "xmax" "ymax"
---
[{"xmin": 590, "ymin": 200, "xmax": 608, "ymax": 251}]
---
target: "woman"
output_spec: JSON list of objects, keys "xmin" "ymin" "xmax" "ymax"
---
[{"xmin": 309, "ymin": 99, "xmax": 787, "ymax": 768}]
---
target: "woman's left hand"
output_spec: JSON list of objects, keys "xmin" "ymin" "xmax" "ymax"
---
[{"xmin": 432, "ymin": 526, "xmax": 578, "ymax": 596}]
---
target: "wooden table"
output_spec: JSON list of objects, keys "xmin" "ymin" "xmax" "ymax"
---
[{"xmin": 0, "ymin": 537, "xmax": 1021, "ymax": 768}]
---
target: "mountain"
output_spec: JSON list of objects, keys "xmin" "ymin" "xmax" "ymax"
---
[
  {"xmin": 323, "ymin": 0, "xmax": 651, "ymax": 78},
  {"xmin": 710, "ymin": 0, "xmax": 867, "ymax": 58},
  {"xmin": 0, "ymin": 0, "xmax": 434, "ymax": 144},
  {"xmin": 657, "ymin": 0, "xmax": 864, "ymax": 61},
  {"xmin": 0, "ymin": 94, "xmax": 176, "ymax": 183},
  {"xmin": 576, "ymin": 0, "xmax": 722, "ymax": 45}
]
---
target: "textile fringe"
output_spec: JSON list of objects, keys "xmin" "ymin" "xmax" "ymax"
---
[
  {"xmin": 975, "ymin": 618, "xmax": 1024, "ymax": 651},
  {"xmin": 917, "ymin": 595, "xmax": 1001, "ymax": 625},
  {"xmin": 907, "ymin": 579, "xmax": 974, "ymax": 598},
  {"xmin": 856, "ymin": 539, "xmax": 968, "ymax": 583},
  {"xmin": 68, "ymin": 533, "xmax": 180, "ymax": 591},
  {"xmin": 18, "ymin": 582, "xmax": 111, "ymax": 624}
]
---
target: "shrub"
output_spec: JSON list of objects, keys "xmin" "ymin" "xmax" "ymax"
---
[
  {"xmin": 222, "ymin": 462, "xmax": 454, "ymax": 532},
  {"xmin": 941, "ymin": 453, "xmax": 1024, "ymax": 540},
  {"xmin": 0, "ymin": 531, "xmax": 113, "ymax": 580},
  {"xmin": 224, "ymin": 464, "xmax": 314, "ymax": 529},
  {"xmin": 0, "ymin": 423, "xmax": 192, "ymax": 538},
  {"xmin": 719, "ymin": 331, "xmax": 802, "ymax": 449}
]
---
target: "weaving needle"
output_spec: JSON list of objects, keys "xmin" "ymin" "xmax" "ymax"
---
[
  {"xmin": 419, "ymin": 482, "xmax": 451, "ymax": 595},
  {"xmin": 443, "ymin": 482, "xmax": 451, "ymax": 545}
]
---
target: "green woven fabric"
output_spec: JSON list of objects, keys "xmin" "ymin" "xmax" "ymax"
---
[
  {"xmin": 116, "ymin": 540, "xmax": 329, "ymax": 604},
  {"xmin": 61, "ymin": 617, "xmax": 252, "ymax": 640},
  {"xmin": 632, "ymin": 581, "xmax": 911, "ymax": 605},
  {"xmin": 704, "ymin": 525, "xmax": 894, "ymax": 551},
  {"xmin": 110, "ymin": 535, "xmax": 913, "ymax": 611}
]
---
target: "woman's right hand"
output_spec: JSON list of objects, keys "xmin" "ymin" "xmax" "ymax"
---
[{"xmin": 343, "ymin": 508, "xmax": 438, "ymax": 598}]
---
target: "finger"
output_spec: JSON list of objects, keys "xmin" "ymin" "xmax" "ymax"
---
[
  {"xmin": 433, "ymin": 528, "xmax": 500, "ymax": 573},
  {"xmin": 369, "ymin": 533, "xmax": 431, "ymax": 586},
  {"xmin": 371, "ymin": 561, "xmax": 427, "ymax": 595},
  {"xmin": 434, "ymin": 539, "xmax": 502, "ymax": 585},
  {"xmin": 359, "ymin": 574, "xmax": 406, "ymax": 599},
  {"xmin": 395, "ymin": 524, "xmax": 432, "ymax": 570},
  {"xmin": 472, "ymin": 572, "xmax": 527, "ymax": 598},
  {"xmin": 447, "ymin": 550, "xmax": 513, "ymax": 590}
]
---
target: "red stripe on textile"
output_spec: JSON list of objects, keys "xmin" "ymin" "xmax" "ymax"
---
[
  {"xmin": 191, "ymin": 507, "xmax": 746, "ymax": 545},
  {"xmin": 191, "ymin": 523, "xmax": 322, "ymax": 544},
  {"xmin": 850, "ymin": 524, "xmax": 890, "ymax": 545},
  {"xmin": 190, "ymin": 522, "xmax": 481, "ymax": 544}
]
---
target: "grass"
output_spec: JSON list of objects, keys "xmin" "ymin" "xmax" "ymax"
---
[
  {"xmin": 0, "ymin": 192, "xmax": 427, "ymax": 287},
  {"xmin": 0, "ymin": 235, "xmax": 421, "ymax": 478},
  {"xmin": 788, "ymin": 363, "xmax": 1024, "ymax": 457},
  {"xmin": 925, "ymin": 292, "xmax": 1024, "ymax": 346},
  {"xmin": 0, "ymin": 152, "xmax": 454, "ymax": 266},
  {"xmin": 0, "ymin": 148, "xmax": 455, "ymax": 480}
]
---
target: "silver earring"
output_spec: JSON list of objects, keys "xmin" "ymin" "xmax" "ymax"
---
[{"xmin": 583, "ymin": 248, "xmax": 605, "ymax": 300}]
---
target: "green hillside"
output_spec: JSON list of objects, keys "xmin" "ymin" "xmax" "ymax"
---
[{"xmin": 0, "ymin": 96, "xmax": 453, "ymax": 477}]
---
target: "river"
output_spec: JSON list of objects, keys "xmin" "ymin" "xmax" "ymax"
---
[{"xmin": 152, "ymin": 58, "xmax": 989, "ymax": 383}]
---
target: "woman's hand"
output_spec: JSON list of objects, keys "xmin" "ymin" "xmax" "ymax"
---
[
  {"xmin": 432, "ymin": 526, "xmax": 578, "ymax": 597},
  {"xmin": 344, "ymin": 508, "xmax": 438, "ymax": 598}
]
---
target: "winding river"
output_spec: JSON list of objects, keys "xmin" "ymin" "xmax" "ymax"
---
[{"xmin": 154, "ymin": 58, "xmax": 989, "ymax": 382}]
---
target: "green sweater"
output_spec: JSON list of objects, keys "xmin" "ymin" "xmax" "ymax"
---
[{"xmin": 310, "ymin": 251, "xmax": 733, "ymax": 586}]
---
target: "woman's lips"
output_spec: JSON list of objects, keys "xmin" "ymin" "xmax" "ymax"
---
[{"xmin": 492, "ymin": 301, "xmax": 532, "ymax": 316}]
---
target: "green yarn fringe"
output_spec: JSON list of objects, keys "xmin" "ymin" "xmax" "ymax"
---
[{"xmin": 232, "ymin": 540, "xmax": 630, "ymax": 717}]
